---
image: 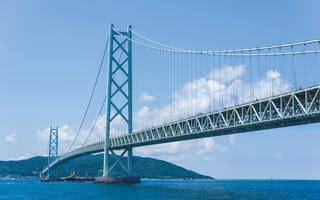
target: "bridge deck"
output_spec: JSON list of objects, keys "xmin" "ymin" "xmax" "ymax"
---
[{"xmin": 42, "ymin": 85, "xmax": 320, "ymax": 174}]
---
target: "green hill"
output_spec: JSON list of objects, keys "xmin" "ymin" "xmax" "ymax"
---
[{"xmin": 0, "ymin": 154, "xmax": 213, "ymax": 179}]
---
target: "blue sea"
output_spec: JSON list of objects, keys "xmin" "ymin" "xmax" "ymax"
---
[{"xmin": 0, "ymin": 179, "xmax": 319, "ymax": 200}]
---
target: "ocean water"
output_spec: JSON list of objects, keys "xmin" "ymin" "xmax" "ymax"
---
[{"xmin": 0, "ymin": 179, "xmax": 319, "ymax": 200}]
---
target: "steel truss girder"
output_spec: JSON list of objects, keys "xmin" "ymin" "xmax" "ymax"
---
[
  {"xmin": 42, "ymin": 85, "xmax": 320, "ymax": 175},
  {"xmin": 111, "ymin": 85, "xmax": 320, "ymax": 149}
]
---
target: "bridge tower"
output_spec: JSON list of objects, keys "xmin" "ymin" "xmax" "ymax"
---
[
  {"xmin": 97, "ymin": 24, "xmax": 139, "ymax": 183},
  {"xmin": 47, "ymin": 126, "xmax": 58, "ymax": 178}
]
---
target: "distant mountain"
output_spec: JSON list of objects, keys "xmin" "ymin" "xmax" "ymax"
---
[{"xmin": 0, "ymin": 154, "xmax": 213, "ymax": 179}]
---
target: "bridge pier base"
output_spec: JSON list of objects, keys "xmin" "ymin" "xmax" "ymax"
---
[
  {"xmin": 98, "ymin": 148, "xmax": 140, "ymax": 184},
  {"xmin": 95, "ymin": 176, "xmax": 141, "ymax": 184}
]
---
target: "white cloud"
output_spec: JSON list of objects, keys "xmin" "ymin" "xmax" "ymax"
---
[
  {"xmin": 4, "ymin": 134, "xmax": 16, "ymax": 143},
  {"xmin": 139, "ymin": 92, "xmax": 155, "ymax": 102},
  {"xmin": 253, "ymin": 69, "xmax": 290, "ymax": 99},
  {"xmin": 59, "ymin": 124, "xmax": 76, "ymax": 142},
  {"xmin": 208, "ymin": 65, "xmax": 245, "ymax": 83}
]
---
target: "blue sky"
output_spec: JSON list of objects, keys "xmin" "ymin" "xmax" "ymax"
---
[{"xmin": 0, "ymin": 0, "xmax": 320, "ymax": 179}]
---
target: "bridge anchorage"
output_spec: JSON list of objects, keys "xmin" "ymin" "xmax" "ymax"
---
[{"xmin": 95, "ymin": 24, "xmax": 140, "ymax": 184}]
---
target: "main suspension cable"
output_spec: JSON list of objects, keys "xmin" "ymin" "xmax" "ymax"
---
[
  {"xmin": 130, "ymin": 27, "xmax": 320, "ymax": 54},
  {"xmin": 113, "ymin": 27, "xmax": 320, "ymax": 56},
  {"xmin": 67, "ymin": 38, "xmax": 109, "ymax": 152},
  {"xmin": 81, "ymin": 96, "xmax": 106, "ymax": 147}
]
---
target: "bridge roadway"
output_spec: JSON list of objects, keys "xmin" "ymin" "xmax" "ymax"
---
[{"xmin": 42, "ymin": 85, "xmax": 320, "ymax": 174}]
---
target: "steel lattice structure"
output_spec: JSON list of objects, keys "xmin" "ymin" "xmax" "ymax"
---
[
  {"xmin": 103, "ymin": 24, "xmax": 133, "ymax": 177},
  {"xmin": 44, "ymin": 126, "xmax": 58, "ymax": 178},
  {"xmin": 42, "ymin": 85, "xmax": 320, "ymax": 175}
]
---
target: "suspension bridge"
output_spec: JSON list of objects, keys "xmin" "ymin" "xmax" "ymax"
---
[{"xmin": 41, "ymin": 24, "xmax": 320, "ymax": 183}]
